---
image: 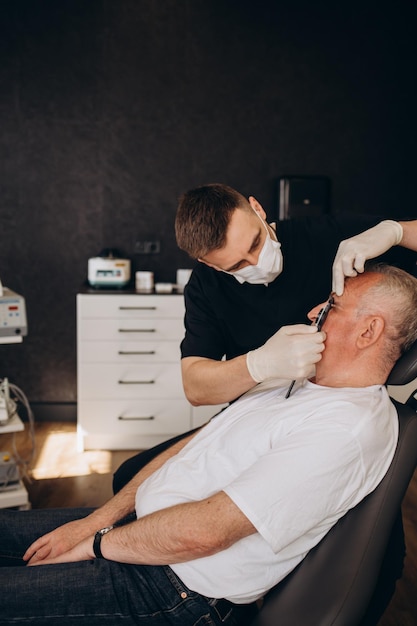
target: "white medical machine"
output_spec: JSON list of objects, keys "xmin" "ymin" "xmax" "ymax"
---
[
  {"xmin": 0, "ymin": 278, "xmax": 28, "ymax": 425},
  {"xmin": 0, "ymin": 279, "xmax": 27, "ymax": 345},
  {"xmin": 0, "ymin": 278, "xmax": 32, "ymax": 508},
  {"xmin": 88, "ymin": 249, "xmax": 131, "ymax": 288}
]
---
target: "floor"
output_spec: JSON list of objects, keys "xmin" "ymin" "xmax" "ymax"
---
[{"xmin": 1, "ymin": 421, "xmax": 416, "ymax": 625}]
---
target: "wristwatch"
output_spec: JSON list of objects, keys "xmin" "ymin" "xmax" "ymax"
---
[{"xmin": 93, "ymin": 525, "xmax": 114, "ymax": 559}]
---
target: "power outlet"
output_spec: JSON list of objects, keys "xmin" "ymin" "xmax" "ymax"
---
[{"xmin": 134, "ymin": 240, "xmax": 161, "ymax": 254}]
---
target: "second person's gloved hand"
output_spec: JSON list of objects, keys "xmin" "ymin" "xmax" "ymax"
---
[
  {"xmin": 246, "ymin": 324, "xmax": 325, "ymax": 383},
  {"xmin": 332, "ymin": 220, "xmax": 403, "ymax": 296}
]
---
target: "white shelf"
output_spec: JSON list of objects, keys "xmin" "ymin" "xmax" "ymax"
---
[
  {"xmin": 0, "ymin": 480, "xmax": 30, "ymax": 509},
  {"xmin": 0, "ymin": 412, "xmax": 24, "ymax": 433}
]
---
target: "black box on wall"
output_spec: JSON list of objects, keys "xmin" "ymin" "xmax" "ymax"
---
[{"xmin": 277, "ymin": 175, "xmax": 331, "ymax": 220}]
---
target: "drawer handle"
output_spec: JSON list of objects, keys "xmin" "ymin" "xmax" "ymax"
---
[
  {"xmin": 118, "ymin": 350, "xmax": 156, "ymax": 355},
  {"xmin": 118, "ymin": 379, "xmax": 155, "ymax": 385},
  {"xmin": 118, "ymin": 328, "xmax": 156, "ymax": 333},
  {"xmin": 119, "ymin": 306, "xmax": 157, "ymax": 311},
  {"xmin": 118, "ymin": 415, "xmax": 155, "ymax": 421}
]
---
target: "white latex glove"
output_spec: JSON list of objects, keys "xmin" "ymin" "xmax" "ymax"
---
[
  {"xmin": 332, "ymin": 220, "xmax": 403, "ymax": 296},
  {"xmin": 246, "ymin": 324, "xmax": 325, "ymax": 383}
]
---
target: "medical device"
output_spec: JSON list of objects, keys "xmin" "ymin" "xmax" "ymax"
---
[
  {"xmin": 0, "ymin": 279, "xmax": 28, "ymax": 423},
  {"xmin": 312, "ymin": 295, "xmax": 335, "ymax": 332},
  {"xmin": 0, "ymin": 450, "xmax": 20, "ymax": 489},
  {"xmin": 285, "ymin": 294, "xmax": 334, "ymax": 399},
  {"xmin": 0, "ymin": 378, "xmax": 11, "ymax": 426},
  {"xmin": 0, "ymin": 279, "xmax": 35, "ymax": 500},
  {"xmin": 88, "ymin": 249, "xmax": 131, "ymax": 288},
  {"xmin": 0, "ymin": 280, "xmax": 27, "ymax": 344}
]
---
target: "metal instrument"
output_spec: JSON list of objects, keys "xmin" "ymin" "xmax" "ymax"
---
[{"xmin": 285, "ymin": 294, "xmax": 334, "ymax": 398}]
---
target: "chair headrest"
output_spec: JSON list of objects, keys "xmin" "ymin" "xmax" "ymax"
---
[{"xmin": 387, "ymin": 339, "xmax": 417, "ymax": 386}]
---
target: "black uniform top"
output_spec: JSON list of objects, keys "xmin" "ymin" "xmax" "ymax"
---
[{"xmin": 180, "ymin": 214, "xmax": 416, "ymax": 361}]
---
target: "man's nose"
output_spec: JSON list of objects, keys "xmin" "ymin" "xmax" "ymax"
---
[
  {"xmin": 246, "ymin": 252, "xmax": 260, "ymax": 265},
  {"xmin": 307, "ymin": 303, "xmax": 326, "ymax": 323}
]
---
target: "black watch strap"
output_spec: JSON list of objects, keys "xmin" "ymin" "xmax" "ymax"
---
[{"xmin": 93, "ymin": 526, "xmax": 114, "ymax": 559}]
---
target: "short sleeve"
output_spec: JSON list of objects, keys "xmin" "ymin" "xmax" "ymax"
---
[{"xmin": 224, "ymin": 425, "xmax": 363, "ymax": 554}]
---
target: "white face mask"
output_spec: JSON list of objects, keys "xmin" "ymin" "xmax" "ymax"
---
[{"xmin": 225, "ymin": 212, "xmax": 283, "ymax": 285}]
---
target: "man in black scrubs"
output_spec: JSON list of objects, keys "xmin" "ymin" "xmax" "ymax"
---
[
  {"xmin": 175, "ymin": 187, "xmax": 413, "ymax": 408},
  {"xmin": 114, "ymin": 183, "xmax": 417, "ymax": 624}
]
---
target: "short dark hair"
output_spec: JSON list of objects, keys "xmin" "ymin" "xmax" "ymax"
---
[{"xmin": 175, "ymin": 183, "xmax": 251, "ymax": 259}]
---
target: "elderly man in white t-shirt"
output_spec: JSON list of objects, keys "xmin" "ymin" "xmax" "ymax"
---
[{"xmin": 1, "ymin": 264, "xmax": 417, "ymax": 626}]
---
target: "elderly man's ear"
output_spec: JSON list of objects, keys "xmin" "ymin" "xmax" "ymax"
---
[{"xmin": 356, "ymin": 317, "xmax": 385, "ymax": 349}]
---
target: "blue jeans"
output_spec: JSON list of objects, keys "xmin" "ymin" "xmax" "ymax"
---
[{"xmin": 0, "ymin": 508, "xmax": 255, "ymax": 625}]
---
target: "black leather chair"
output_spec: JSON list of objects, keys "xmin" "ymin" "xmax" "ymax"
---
[{"xmin": 250, "ymin": 340, "xmax": 417, "ymax": 626}]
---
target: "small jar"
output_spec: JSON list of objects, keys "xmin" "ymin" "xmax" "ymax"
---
[{"xmin": 135, "ymin": 271, "xmax": 154, "ymax": 293}]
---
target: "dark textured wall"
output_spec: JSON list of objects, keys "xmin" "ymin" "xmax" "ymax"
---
[{"xmin": 0, "ymin": 0, "xmax": 416, "ymax": 413}]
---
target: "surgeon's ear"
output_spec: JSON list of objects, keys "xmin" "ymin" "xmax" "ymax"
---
[
  {"xmin": 357, "ymin": 316, "xmax": 385, "ymax": 349},
  {"xmin": 248, "ymin": 196, "xmax": 267, "ymax": 219}
]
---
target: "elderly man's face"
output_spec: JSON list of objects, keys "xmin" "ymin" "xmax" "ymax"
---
[{"xmin": 307, "ymin": 273, "xmax": 383, "ymax": 384}]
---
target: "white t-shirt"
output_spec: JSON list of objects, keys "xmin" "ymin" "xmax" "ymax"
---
[{"xmin": 135, "ymin": 380, "xmax": 398, "ymax": 603}]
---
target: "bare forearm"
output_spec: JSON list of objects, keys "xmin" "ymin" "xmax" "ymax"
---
[
  {"xmin": 32, "ymin": 492, "xmax": 255, "ymax": 567},
  {"xmin": 182, "ymin": 355, "xmax": 257, "ymax": 405},
  {"xmin": 98, "ymin": 491, "xmax": 256, "ymax": 565},
  {"xmin": 24, "ymin": 432, "xmax": 197, "ymax": 564}
]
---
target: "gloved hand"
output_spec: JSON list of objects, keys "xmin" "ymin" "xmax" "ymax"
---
[
  {"xmin": 332, "ymin": 220, "xmax": 403, "ymax": 296},
  {"xmin": 246, "ymin": 324, "xmax": 325, "ymax": 383}
]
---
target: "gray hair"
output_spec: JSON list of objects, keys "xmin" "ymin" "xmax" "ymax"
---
[{"xmin": 354, "ymin": 263, "xmax": 417, "ymax": 364}]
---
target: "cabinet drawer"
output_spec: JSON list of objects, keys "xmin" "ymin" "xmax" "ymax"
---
[
  {"xmin": 78, "ymin": 363, "xmax": 183, "ymax": 399},
  {"xmin": 78, "ymin": 294, "xmax": 185, "ymax": 319},
  {"xmin": 78, "ymin": 318, "xmax": 185, "ymax": 341},
  {"xmin": 79, "ymin": 340, "xmax": 180, "ymax": 363},
  {"xmin": 78, "ymin": 399, "xmax": 190, "ymax": 435},
  {"xmin": 78, "ymin": 399, "xmax": 191, "ymax": 449}
]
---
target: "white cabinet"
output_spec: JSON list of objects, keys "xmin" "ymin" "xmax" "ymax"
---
[{"xmin": 77, "ymin": 293, "xmax": 191, "ymax": 450}]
